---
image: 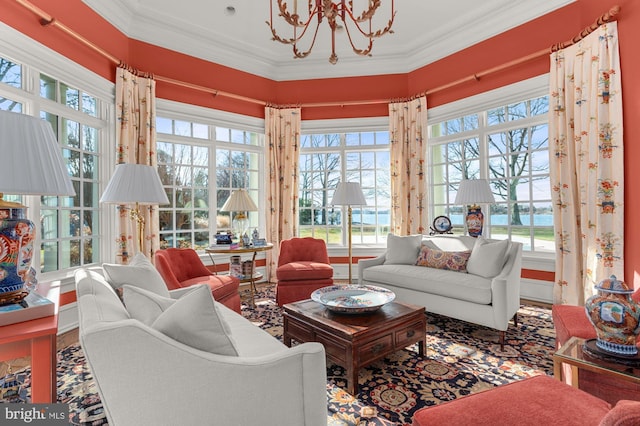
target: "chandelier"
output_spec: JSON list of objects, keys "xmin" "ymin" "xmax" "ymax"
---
[{"xmin": 267, "ymin": 0, "xmax": 396, "ymax": 65}]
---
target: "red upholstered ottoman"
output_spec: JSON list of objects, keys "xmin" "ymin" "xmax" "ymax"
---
[
  {"xmin": 412, "ymin": 375, "xmax": 613, "ymax": 426},
  {"xmin": 552, "ymin": 304, "xmax": 640, "ymax": 404}
]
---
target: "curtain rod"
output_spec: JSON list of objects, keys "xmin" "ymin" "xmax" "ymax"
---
[{"xmin": 15, "ymin": 0, "xmax": 620, "ymax": 109}]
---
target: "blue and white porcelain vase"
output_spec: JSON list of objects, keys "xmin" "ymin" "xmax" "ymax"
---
[{"xmin": 585, "ymin": 275, "xmax": 640, "ymax": 356}]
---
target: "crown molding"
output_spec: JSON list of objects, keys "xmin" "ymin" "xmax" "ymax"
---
[{"xmin": 81, "ymin": 0, "xmax": 575, "ymax": 81}]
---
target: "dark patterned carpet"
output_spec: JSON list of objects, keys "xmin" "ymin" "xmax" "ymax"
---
[{"xmin": 1, "ymin": 284, "xmax": 555, "ymax": 425}]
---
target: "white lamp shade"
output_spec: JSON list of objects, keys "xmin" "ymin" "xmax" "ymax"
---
[
  {"xmin": 0, "ymin": 110, "xmax": 75, "ymax": 196},
  {"xmin": 221, "ymin": 189, "xmax": 258, "ymax": 212},
  {"xmin": 454, "ymin": 179, "xmax": 495, "ymax": 205},
  {"xmin": 331, "ymin": 182, "xmax": 367, "ymax": 206},
  {"xmin": 100, "ymin": 163, "xmax": 169, "ymax": 205}
]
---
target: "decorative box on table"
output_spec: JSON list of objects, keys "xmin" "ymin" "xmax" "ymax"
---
[{"xmin": 0, "ymin": 291, "xmax": 55, "ymax": 326}]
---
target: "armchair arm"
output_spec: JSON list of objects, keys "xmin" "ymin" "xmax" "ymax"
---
[
  {"xmin": 82, "ymin": 321, "xmax": 327, "ymax": 426},
  {"xmin": 357, "ymin": 254, "xmax": 386, "ymax": 285}
]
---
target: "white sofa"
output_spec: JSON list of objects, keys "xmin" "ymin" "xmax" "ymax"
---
[
  {"xmin": 75, "ymin": 268, "xmax": 328, "ymax": 426},
  {"xmin": 358, "ymin": 235, "xmax": 523, "ymax": 349}
]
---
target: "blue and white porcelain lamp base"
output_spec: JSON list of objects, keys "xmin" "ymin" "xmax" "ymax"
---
[
  {"xmin": 0, "ymin": 203, "xmax": 36, "ymax": 305},
  {"xmin": 465, "ymin": 204, "xmax": 485, "ymax": 238}
]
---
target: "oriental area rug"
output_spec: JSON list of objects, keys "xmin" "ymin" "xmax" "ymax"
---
[{"xmin": 1, "ymin": 284, "xmax": 555, "ymax": 425}]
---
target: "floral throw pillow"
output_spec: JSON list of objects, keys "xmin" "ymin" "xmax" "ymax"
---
[{"xmin": 415, "ymin": 246, "xmax": 471, "ymax": 272}]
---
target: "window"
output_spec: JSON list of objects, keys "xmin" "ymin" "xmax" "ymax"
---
[
  {"xmin": 0, "ymin": 53, "xmax": 108, "ymax": 273},
  {"xmin": 157, "ymin": 118, "xmax": 263, "ymax": 249},
  {"xmin": 428, "ymin": 94, "xmax": 552, "ymax": 252},
  {"xmin": 299, "ymin": 131, "xmax": 390, "ymax": 245},
  {"xmin": 38, "ymin": 75, "xmax": 103, "ymax": 271}
]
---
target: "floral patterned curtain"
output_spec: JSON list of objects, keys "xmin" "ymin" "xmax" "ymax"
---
[
  {"xmin": 388, "ymin": 96, "xmax": 429, "ymax": 235},
  {"xmin": 265, "ymin": 106, "xmax": 301, "ymax": 278},
  {"xmin": 114, "ymin": 66, "xmax": 159, "ymax": 262},
  {"xmin": 549, "ymin": 22, "xmax": 624, "ymax": 305}
]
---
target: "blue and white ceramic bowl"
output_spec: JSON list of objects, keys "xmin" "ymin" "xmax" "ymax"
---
[{"xmin": 311, "ymin": 284, "xmax": 395, "ymax": 314}]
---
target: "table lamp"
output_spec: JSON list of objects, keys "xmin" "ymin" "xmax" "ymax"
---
[
  {"xmin": 331, "ymin": 182, "xmax": 367, "ymax": 284},
  {"xmin": 221, "ymin": 189, "xmax": 258, "ymax": 245},
  {"xmin": 0, "ymin": 110, "xmax": 76, "ymax": 304},
  {"xmin": 100, "ymin": 163, "xmax": 170, "ymax": 253},
  {"xmin": 454, "ymin": 179, "xmax": 495, "ymax": 237}
]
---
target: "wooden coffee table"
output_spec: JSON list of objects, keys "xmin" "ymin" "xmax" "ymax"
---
[{"xmin": 283, "ymin": 299, "xmax": 426, "ymax": 394}]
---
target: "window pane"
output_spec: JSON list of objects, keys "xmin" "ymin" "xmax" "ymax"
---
[
  {"xmin": 61, "ymin": 82, "xmax": 79, "ymax": 110},
  {"xmin": 82, "ymin": 93, "xmax": 97, "ymax": 117},
  {"xmin": 157, "ymin": 117, "xmax": 172, "ymax": 134},
  {"xmin": 0, "ymin": 97, "xmax": 21, "ymax": 112},
  {"xmin": 0, "ymin": 58, "xmax": 21, "ymax": 88},
  {"xmin": 40, "ymin": 74, "xmax": 57, "ymax": 100}
]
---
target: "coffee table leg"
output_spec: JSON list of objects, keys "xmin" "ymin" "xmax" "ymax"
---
[
  {"xmin": 348, "ymin": 368, "xmax": 358, "ymax": 395},
  {"xmin": 418, "ymin": 338, "xmax": 426, "ymax": 357},
  {"xmin": 283, "ymin": 317, "xmax": 291, "ymax": 347}
]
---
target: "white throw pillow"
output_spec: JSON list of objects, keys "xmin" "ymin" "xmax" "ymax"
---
[
  {"xmin": 384, "ymin": 233, "xmax": 423, "ymax": 265},
  {"xmin": 152, "ymin": 284, "xmax": 238, "ymax": 356},
  {"xmin": 466, "ymin": 238, "xmax": 510, "ymax": 278},
  {"xmin": 124, "ymin": 284, "xmax": 238, "ymax": 356},
  {"xmin": 122, "ymin": 285, "xmax": 176, "ymax": 326},
  {"xmin": 103, "ymin": 252, "xmax": 170, "ymax": 297}
]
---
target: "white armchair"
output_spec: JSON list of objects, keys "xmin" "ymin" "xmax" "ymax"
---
[{"xmin": 75, "ymin": 269, "xmax": 328, "ymax": 426}]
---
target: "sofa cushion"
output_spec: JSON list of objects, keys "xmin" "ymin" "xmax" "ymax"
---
[
  {"xmin": 103, "ymin": 253, "xmax": 170, "ymax": 297},
  {"xmin": 181, "ymin": 274, "xmax": 240, "ymax": 300},
  {"xmin": 363, "ymin": 264, "xmax": 493, "ymax": 304},
  {"xmin": 467, "ymin": 238, "xmax": 510, "ymax": 278},
  {"xmin": 123, "ymin": 284, "xmax": 238, "ymax": 356},
  {"xmin": 276, "ymin": 261, "xmax": 333, "ymax": 281},
  {"xmin": 415, "ymin": 246, "xmax": 471, "ymax": 272},
  {"xmin": 384, "ymin": 233, "xmax": 423, "ymax": 265}
]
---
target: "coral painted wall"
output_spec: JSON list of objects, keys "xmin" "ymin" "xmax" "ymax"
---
[{"xmin": 2, "ymin": 0, "xmax": 640, "ymax": 288}]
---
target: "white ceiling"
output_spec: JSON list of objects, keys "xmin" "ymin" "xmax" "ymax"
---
[{"xmin": 82, "ymin": 0, "xmax": 574, "ymax": 81}]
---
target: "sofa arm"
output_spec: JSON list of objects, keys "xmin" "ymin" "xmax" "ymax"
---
[
  {"xmin": 490, "ymin": 242, "xmax": 523, "ymax": 330},
  {"xmin": 357, "ymin": 254, "xmax": 386, "ymax": 284}
]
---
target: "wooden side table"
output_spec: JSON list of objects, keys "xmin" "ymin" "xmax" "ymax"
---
[
  {"xmin": 205, "ymin": 243, "xmax": 273, "ymax": 306},
  {"xmin": 0, "ymin": 282, "xmax": 60, "ymax": 402},
  {"xmin": 553, "ymin": 336, "xmax": 640, "ymax": 388}
]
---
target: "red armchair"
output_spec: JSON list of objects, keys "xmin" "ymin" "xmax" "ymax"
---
[
  {"xmin": 412, "ymin": 375, "xmax": 640, "ymax": 426},
  {"xmin": 552, "ymin": 289, "xmax": 640, "ymax": 404},
  {"xmin": 155, "ymin": 248, "xmax": 241, "ymax": 313},
  {"xmin": 276, "ymin": 237, "xmax": 334, "ymax": 306}
]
